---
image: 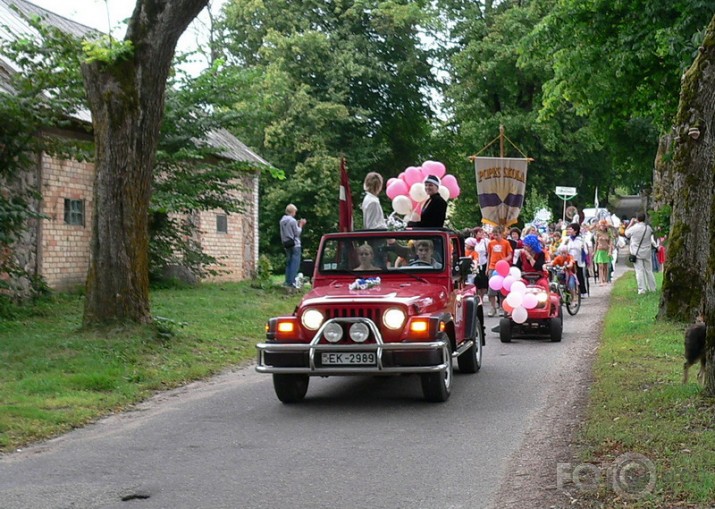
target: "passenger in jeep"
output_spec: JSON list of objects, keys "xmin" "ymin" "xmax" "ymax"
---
[{"xmin": 354, "ymin": 244, "xmax": 381, "ymax": 271}]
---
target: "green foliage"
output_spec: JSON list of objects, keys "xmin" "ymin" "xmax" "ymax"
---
[
  {"xmin": 648, "ymin": 204, "xmax": 672, "ymax": 239},
  {"xmin": 81, "ymin": 36, "xmax": 134, "ymax": 64},
  {"xmin": 443, "ymin": 0, "xmax": 612, "ymax": 224},
  {"xmin": 251, "ymin": 254, "xmax": 274, "ymax": 289},
  {"xmin": 216, "ymin": 0, "xmax": 435, "ymax": 259},
  {"xmin": 524, "ymin": 0, "xmax": 713, "ymax": 189}
]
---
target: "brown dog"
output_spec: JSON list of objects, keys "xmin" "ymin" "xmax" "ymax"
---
[{"xmin": 683, "ymin": 317, "xmax": 707, "ymax": 384}]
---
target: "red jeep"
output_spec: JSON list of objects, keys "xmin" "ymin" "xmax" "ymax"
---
[{"xmin": 256, "ymin": 228, "xmax": 485, "ymax": 403}]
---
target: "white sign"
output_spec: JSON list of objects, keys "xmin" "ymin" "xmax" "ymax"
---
[{"xmin": 555, "ymin": 186, "xmax": 577, "ymax": 196}]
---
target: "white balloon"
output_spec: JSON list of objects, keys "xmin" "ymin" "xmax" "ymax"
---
[
  {"xmin": 409, "ymin": 183, "xmax": 428, "ymax": 203},
  {"xmin": 512, "ymin": 306, "xmax": 528, "ymax": 324},
  {"xmin": 438, "ymin": 185, "xmax": 450, "ymax": 201},
  {"xmin": 508, "ymin": 266, "xmax": 522, "ymax": 279},
  {"xmin": 506, "ymin": 291, "xmax": 523, "ymax": 308},
  {"xmin": 510, "ymin": 281, "xmax": 527, "ymax": 294},
  {"xmin": 392, "ymin": 195, "xmax": 412, "ymax": 215}
]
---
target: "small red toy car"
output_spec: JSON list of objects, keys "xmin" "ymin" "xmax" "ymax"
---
[
  {"xmin": 256, "ymin": 228, "xmax": 485, "ymax": 403},
  {"xmin": 498, "ymin": 272, "xmax": 563, "ymax": 343}
]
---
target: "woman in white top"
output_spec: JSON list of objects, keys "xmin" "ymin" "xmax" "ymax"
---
[{"xmin": 362, "ymin": 172, "xmax": 387, "ymax": 229}]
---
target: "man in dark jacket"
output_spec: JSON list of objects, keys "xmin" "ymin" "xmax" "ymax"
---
[{"xmin": 408, "ymin": 175, "xmax": 447, "ymax": 228}]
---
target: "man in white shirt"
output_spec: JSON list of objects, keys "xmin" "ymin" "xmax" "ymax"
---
[{"xmin": 625, "ymin": 213, "xmax": 656, "ymax": 294}]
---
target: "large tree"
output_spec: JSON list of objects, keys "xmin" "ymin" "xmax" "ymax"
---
[
  {"xmin": 658, "ymin": 12, "xmax": 715, "ymax": 366},
  {"xmin": 81, "ymin": 0, "xmax": 208, "ymax": 326}
]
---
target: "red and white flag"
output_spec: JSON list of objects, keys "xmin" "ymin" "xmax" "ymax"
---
[{"xmin": 338, "ymin": 157, "xmax": 353, "ymax": 232}]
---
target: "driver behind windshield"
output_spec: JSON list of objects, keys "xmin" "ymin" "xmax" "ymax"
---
[
  {"xmin": 515, "ymin": 234, "xmax": 548, "ymax": 289},
  {"xmin": 411, "ymin": 239, "xmax": 442, "ymax": 268}
]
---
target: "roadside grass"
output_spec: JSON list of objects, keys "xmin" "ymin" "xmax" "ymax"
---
[
  {"xmin": 576, "ymin": 271, "xmax": 715, "ymax": 508},
  {"xmin": 0, "ymin": 279, "xmax": 300, "ymax": 452}
]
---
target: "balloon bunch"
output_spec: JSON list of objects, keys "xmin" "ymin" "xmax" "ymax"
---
[
  {"xmin": 487, "ymin": 260, "xmax": 540, "ymax": 324},
  {"xmin": 385, "ymin": 161, "xmax": 461, "ymax": 219}
]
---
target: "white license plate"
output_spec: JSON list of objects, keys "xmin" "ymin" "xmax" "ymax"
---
[{"xmin": 321, "ymin": 352, "xmax": 376, "ymax": 365}]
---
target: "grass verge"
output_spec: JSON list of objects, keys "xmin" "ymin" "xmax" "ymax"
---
[
  {"xmin": 572, "ymin": 271, "xmax": 715, "ymax": 508},
  {"xmin": 0, "ymin": 280, "xmax": 300, "ymax": 452}
]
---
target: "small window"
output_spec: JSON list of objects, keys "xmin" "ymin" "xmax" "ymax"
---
[
  {"xmin": 64, "ymin": 199, "xmax": 85, "ymax": 226},
  {"xmin": 216, "ymin": 214, "xmax": 228, "ymax": 233}
]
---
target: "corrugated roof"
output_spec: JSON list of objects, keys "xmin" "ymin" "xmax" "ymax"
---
[
  {"xmin": 0, "ymin": 0, "xmax": 98, "ymax": 42},
  {"xmin": 1, "ymin": 0, "xmax": 271, "ymax": 166}
]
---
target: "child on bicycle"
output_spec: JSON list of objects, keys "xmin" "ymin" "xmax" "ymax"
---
[{"xmin": 548, "ymin": 244, "xmax": 578, "ymax": 297}]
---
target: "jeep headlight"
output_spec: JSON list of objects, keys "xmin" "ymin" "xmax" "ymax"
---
[
  {"xmin": 349, "ymin": 322, "xmax": 370, "ymax": 343},
  {"xmin": 383, "ymin": 308, "xmax": 406, "ymax": 330},
  {"xmin": 301, "ymin": 309, "xmax": 324, "ymax": 330},
  {"xmin": 536, "ymin": 292, "xmax": 548, "ymax": 304}
]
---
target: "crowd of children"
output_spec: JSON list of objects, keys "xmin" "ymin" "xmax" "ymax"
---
[{"xmin": 463, "ymin": 217, "xmax": 630, "ymax": 317}]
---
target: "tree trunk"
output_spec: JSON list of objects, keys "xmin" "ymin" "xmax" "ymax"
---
[
  {"xmin": 81, "ymin": 0, "xmax": 208, "ymax": 326},
  {"xmin": 658, "ymin": 15, "xmax": 715, "ymax": 395},
  {"xmin": 651, "ymin": 133, "xmax": 675, "ymax": 210},
  {"xmin": 658, "ymin": 15, "xmax": 715, "ymax": 325}
]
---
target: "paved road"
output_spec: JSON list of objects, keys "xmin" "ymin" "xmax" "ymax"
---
[{"xmin": 0, "ymin": 273, "xmax": 619, "ymax": 509}]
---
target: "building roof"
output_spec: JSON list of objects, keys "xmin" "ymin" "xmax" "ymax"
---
[{"xmin": 0, "ymin": 0, "xmax": 269, "ymax": 166}]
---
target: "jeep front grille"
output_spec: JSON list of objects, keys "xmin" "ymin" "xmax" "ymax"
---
[{"xmin": 324, "ymin": 306, "xmax": 383, "ymax": 324}]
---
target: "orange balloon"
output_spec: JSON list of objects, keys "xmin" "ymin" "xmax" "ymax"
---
[{"xmin": 502, "ymin": 300, "xmax": 514, "ymax": 313}]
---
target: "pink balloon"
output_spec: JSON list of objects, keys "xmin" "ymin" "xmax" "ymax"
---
[
  {"xmin": 404, "ymin": 167, "xmax": 423, "ymax": 186},
  {"xmin": 386, "ymin": 177, "xmax": 398, "ymax": 188},
  {"xmin": 522, "ymin": 293, "xmax": 538, "ymax": 310},
  {"xmin": 495, "ymin": 259, "xmax": 510, "ymax": 277},
  {"xmin": 512, "ymin": 306, "xmax": 528, "ymax": 324},
  {"xmin": 398, "ymin": 172, "xmax": 405, "ymax": 180},
  {"xmin": 386, "ymin": 180, "xmax": 408, "ymax": 200},
  {"xmin": 511, "ymin": 281, "xmax": 527, "ymax": 294},
  {"xmin": 488, "ymin": 275, "xmax": 504, "ymax": 291},
  {"xmin": 502, "ymin": 275, "xmax": 515, "ymax": 291},
  {"xmin": 441, "ymin": 175, "xmax": 459, "ymax": 197},
  {"xmin": 422, "ymin": 160, "xmax": 447, "ymax": 178}
]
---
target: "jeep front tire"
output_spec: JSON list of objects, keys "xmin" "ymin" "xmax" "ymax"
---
[
  {"xmin": 273, "ymin": 374, "xmax": 310, "ymax": 403},
  {"xmin": 421, "ymin": 332, "xmax": 452, "ymax": 402}
]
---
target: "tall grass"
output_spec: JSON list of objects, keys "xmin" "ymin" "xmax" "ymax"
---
[
  {"xmin": 577, "ymin": 272, "xmax": 715, "ymax": 507},
  {"xmin": 0, "ymin": 282, "xmax": 299, "ymax": 451}
]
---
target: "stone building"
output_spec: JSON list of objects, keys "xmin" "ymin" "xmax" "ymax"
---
[{"xmin": 1, "ymin": 0, "xmax": 267, "ymax": 291}]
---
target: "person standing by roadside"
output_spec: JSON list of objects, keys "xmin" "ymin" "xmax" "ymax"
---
[
  {"xmin": 361, "ymin": 172, "xmax": 386, "ymax": 229},
  {"xmin": 593, "ymin": 220, "xmax": 614, "ymax": 286},
  {"xmin": 279, "ymin": 204, "xmax": 306, "ymax": 288},
  {"xmin": 625, "ymin": 213, "xmax": 657, "ymax": 294}
]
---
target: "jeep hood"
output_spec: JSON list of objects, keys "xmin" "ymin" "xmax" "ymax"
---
[{"xmin": 301, "ymin": 280, "xmax": 449, "ymax": 310}]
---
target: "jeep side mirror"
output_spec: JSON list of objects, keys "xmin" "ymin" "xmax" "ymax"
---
[{"xmin": 454, "ymin": 256, "xmax": 472, "ymax": 280}]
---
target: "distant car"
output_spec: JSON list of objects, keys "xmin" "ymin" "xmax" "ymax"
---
[
  {"xmin": 256, "ymin": 228, "xmax": 485, "ymax": 403},
  {"xmin": 499, "ymin": 272, "xmax": 563, "ymax": 343}
]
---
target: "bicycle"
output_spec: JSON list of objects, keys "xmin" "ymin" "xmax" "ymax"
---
[{"xmin": 548, "ymin": 266, "xmax": 581, "ymax": 316}]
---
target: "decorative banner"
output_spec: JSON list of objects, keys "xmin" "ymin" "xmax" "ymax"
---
[{"xmin": 474, "ymin": 157, "xmax": 529, "ymax": 227}]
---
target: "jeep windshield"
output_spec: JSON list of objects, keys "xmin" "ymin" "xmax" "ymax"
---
[{"xmin": 318, "ymin": 234, "xmax": 446, "ymax": 274}]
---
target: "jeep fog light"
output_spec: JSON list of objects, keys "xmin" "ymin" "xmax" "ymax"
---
[
  {"xmin": 349, "ymin": 322, "xmax": 370, "ymax": 343},
  {"xmin": 323, "ymin": 322, "xmax": 343, "ymax": 343},
  {"xmin": 383, "ymin": 308, "xmax": 406, "ymax": 330},
  {"xmin": 302, "ymin": 309, "xmax": 324, "ymax": 330}
]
